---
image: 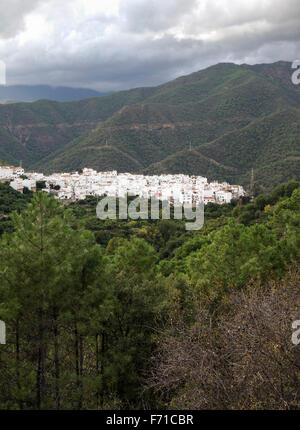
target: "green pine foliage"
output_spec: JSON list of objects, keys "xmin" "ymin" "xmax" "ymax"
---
[{"xmin": 0, "ymin": 180, "xmax": 299, "ymax": 409}]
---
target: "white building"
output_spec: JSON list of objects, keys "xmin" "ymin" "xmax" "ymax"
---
[
  {"xmin": 4, "ymin": 164, "xmax": 245, "ymax": 204},
  {"xmin": 0, "ymin": 166, "xmax": 15, "ymax": 180},
  {"xmin": 10, "ymin": 178, "xmax": 36, "ymax": 192},
  {"xmin": 0, "ymin": 165, "xmax": 25, "ymax": 181},
  {"xmin": 215, "ymin": 190, "xmax": 233, "ymax": 204}
]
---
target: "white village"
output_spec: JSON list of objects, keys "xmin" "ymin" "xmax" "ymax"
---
[{"xmin": 0, "ymin": 165, "xmax": 245, "ymax": 205}]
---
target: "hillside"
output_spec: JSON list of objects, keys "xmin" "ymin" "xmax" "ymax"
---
[
  {"xmin": 0, "ymin": 87, "xmax": 156, "ymax": 167},
  {"xmin": 0, "ymin": 61, "xmax": 299, "ymax": 189},
  {"xmin": 242, "ymin": 60, "xmax": 300, "ymax": 92},
  {"xmin": 146, "ymin": 107, "xmax": 300, "ymax": 187}
]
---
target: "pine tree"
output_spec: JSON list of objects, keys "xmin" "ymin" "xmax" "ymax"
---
[{"xmin": 0, "ymin": 192, "xmax": 104, "ymax": 409}]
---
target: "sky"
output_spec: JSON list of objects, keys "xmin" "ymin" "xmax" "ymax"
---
[{"xmin": 0, "ymin": 0, "xmax": 299, "ymax": 91}]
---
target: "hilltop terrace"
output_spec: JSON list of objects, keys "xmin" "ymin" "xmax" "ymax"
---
[{"xmin": 0, "ymin": 166, "xmax": 245, "ymax": 205}]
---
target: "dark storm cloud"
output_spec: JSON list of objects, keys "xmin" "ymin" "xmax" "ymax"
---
[{"xmin": 0, "ymin": 0, "xmax": 300, "ymax": 91}]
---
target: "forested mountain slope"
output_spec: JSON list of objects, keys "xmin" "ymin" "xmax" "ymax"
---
[{"xmin": 1, "ymin": 61, "xmax": 299, "ymax": 189}]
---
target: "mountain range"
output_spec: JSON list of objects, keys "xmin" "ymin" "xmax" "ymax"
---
[
  {"xmin": 0, "ymin": 85, "xmax": 109, "ymax": 103},
  {"xmin": 0, "ymin": 60, "xmax": 299, "ymax": 189}
]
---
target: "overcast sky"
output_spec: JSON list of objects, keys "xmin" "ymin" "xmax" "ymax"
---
[{"xmin": 0, "ymin": 0, "xmax": 299, "ymax": 91}]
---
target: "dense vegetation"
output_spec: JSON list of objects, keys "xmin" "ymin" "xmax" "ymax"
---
[
  {"xmin": 0, "ymin": 183, "xmax": 33, "ymax": 234},
  {"xmin": 0, "ymin": 180, "xmax": 299, "ymax": 409},
  {"xmin": 0, "ymin": 61, "xmax": 299, "ymax": 189}
]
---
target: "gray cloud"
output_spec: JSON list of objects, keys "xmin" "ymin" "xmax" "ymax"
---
[
  {"xmin": 120, "ymin": 0, "xmax": 198, "ymax": 33},
  {"xmin": 0, "ymin": 0, "xmax": 49, "ymax": 38},
  {"xmin": 0, "ymin": 0, "xmax": 299, "ymax": 91}
]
